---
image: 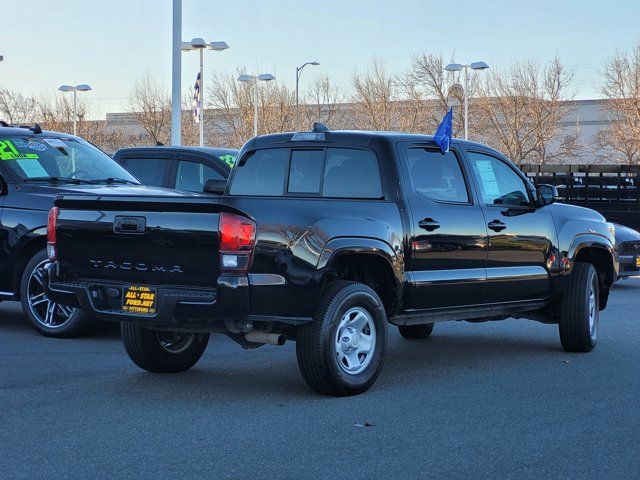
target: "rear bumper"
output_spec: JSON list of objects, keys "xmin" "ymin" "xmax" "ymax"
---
[{"xmin": 43, "ymin": 263, "xmax": 249, "ymax": 326}]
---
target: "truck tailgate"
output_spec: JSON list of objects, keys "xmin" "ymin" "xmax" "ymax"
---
[{"xmin": 54, "ymin": 194, "xmax": 225, "ymax": 286}]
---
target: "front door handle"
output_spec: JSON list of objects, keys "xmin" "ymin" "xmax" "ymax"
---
[
  {"xmin": 418, "ymin": 218, "xmax": 441, "ymax": 231},
  {"xmin": 487, "ymin": 220, "xmax": 507, "ymax": 232}
]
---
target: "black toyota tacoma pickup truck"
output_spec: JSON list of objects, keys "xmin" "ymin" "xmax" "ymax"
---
[{"xmin": 45, "ymin": 127, "xmax": 618, "ymax": 396}]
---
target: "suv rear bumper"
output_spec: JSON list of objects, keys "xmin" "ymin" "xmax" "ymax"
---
[
  {"xmin": 618, "ymin": 254, "xmax": 639, "ymax": 278},
  {"xmin": 43, "ymin": 263, "xmax": 249, "ymax": 326}
]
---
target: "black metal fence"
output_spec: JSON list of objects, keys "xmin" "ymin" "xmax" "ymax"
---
[{"xmin": 521, "ymin": 164, "xmax": 640, "ymax": 228}]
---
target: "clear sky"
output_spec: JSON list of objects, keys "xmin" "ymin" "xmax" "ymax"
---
[{"xmin": 1, "ymin": 0, "xmax": 639, "ymax": 118}]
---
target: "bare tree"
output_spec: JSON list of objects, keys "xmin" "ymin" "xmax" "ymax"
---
[
  {"xmin": 475, "ymin": 57, "xmax": 578, "ymax": 164},
  {"xmin": 0, "ymin": 89, "xmax": 38, "ymax": 125},
  {"xmin": 596, "ymin": 43, "xmax": 640, "ymax": 164},
  {"xmin": 128, "ymin": 75, "xmax": 171, "ymax": 145},
  {"xmin": 405, "ymin": 53, "xmax": 466, "ymax": 134},
  {"xmin": 351, "ymin": 59, "xmax": 430, "ymax": 132},
  {"xmin": 207, "ymin": 70, "xmax": 296, "ymax": 148},
  {"xmin": 301, "ymin": 75, "xmax": 346, "ymax": 130}
]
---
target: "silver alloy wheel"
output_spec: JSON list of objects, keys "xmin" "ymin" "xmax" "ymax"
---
[
  {"xmin": 27, "ymin": 259, "xmax": 75, "ymax": 329},
  {"xmin": 156, "ymin": 331, "xmax": 196, "ymax": 354},
  {"xmin": 588, "ymin": 276, "xmax": 599, "ymax": 340},
  {"xmin": 334, "ymin": 307, "xmax": 376, "ymax": 375}
]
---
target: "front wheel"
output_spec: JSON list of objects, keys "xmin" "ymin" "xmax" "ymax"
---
[
  {"xmin": 121, "ymin": 323, "xmax": 210, "ymax": 373},
  {"xmin": 296, "ymin": 281, "xmax": 388, "ymax": 396},
  {"xmin": 20, "ymin": 249, "xmax": 91, "ymax": 338},
  {"xmin": 559, "ymin": 262, "xmax": 599, "ymax": 353}
]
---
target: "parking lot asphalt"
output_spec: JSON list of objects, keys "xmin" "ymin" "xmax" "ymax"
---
[{"xmin": 1, "ymin": 279, "xmax": 639, "ymax": 480}]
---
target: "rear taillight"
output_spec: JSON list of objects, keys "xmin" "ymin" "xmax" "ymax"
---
[
  {"xmin": 219, "ymin": 212, "xmax": 256, "ymax": 272},
  {"xmin": 47, "ymin": 207, "xmax": 59, "ymax": 260}
]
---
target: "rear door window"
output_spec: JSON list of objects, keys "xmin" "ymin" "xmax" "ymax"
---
[
  {"xmin": 230, "ymin": 148, "xmax": 289, "ymax": 196},
  {"xmin": 122, "ymin": 157, "xmax": 168, "ymax": 187},
  {"xmin": 175, "ymin": 160, "xmax": 225, "ymax": 192},
  {"xmin": 406, "ymin": 148, "xmax": 469, "ymax": 203},
  {"xmin": 323, "ymin": 148, "xmax": 382, "ymax": 198}
]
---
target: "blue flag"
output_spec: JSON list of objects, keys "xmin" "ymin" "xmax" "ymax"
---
[{"xmin": 434, "ymin": 107, "xmax": 453, "ymax": 154}]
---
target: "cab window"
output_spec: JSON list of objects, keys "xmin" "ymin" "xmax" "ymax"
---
[
  {"xmin": 467, "ymin": 151, "xmax": 531, "ymax": 207},
  {"xmin": 323, "ymin": 148, "xmax": 382, "ymax": 198},
  {"xmin": 406, "ymin": 148, "xmax": 469, "ymax": 203},
  {"xmin": 230, "ymin": 148, "xmax": 289, "ymax": 196},
  {"xmin": 288, "ymin": 150, "xmax": 324, "ymax": 194}
]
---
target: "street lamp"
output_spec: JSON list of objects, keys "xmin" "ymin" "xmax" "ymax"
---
[
  {"xmin": 57, "ymin": 84, "xmax": 92, "ymax": 136},
  {"xmin": 182, "ymin": 37, "xmax": 229, "ymax": 147},
  {"xmin": 444, "ymin": 61, "xmax": 489, "ymax": 140},
  {"xmin": 237, "ymin": 73, "xmax": 276, "ymax": 137},
  {"xmin": 295, "ymin": 61, "xmax": 319, "ymax": 131}
]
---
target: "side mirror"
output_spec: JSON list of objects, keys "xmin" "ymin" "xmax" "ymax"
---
[
  {"xmin": 536, "ymin": 184, "xmax": 560, "ymax": 206},
  {"xmin": 203, "ymin": 178, "xmax": 227, "ymax": 195}
]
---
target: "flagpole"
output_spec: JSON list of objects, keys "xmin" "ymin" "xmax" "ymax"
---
[{"xmin": 199, "ymin": 48, "xmax": 204, "ymax": 147}]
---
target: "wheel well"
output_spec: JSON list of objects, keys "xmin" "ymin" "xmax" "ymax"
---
[
  {"xmin": 12, "ymin": 237, "xmax": 46, "ymax": 299},
  {"xmin": 574, "ymin": 246, "xmax": 614, "ymax": 308},
  {"xmin": 325, "ymin": 253, "xmax": 397, "ymax": 315}
]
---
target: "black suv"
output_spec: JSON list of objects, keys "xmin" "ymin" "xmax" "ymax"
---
[
  {"xmin": 113, "ymin": 146, "xmax": 237, "ymax": 192},
  {"xmin": 45, "ymin": 127, "xmax": 617, "ymax": 395},
  {"xmin": 0, "ymin": 125, "xmax": 189, "ymax": 337}
]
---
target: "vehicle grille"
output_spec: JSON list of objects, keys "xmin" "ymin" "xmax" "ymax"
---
[{"xmin": 619, "ymin": 240, "xmax": 640, "ymax": 255}]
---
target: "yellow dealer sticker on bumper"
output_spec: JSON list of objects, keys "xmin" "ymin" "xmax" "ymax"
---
[{"xmin": 123, "ymin": 285, "xmax": 157, "ymax": 315}]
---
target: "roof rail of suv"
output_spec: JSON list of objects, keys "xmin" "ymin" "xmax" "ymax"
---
[{"xmin": 18, "ymin": 123, "xmax": 43, "ymax": 134}]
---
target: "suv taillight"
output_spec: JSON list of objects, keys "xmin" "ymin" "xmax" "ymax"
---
[
  {"xmin": 47, "ymin": 206, "xmax": 59, "ymax": 260},
  {"xmin": 219, "ymin": 212, "xmax": 256, "ymax": 272}
]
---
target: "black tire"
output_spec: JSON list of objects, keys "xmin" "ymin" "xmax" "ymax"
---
[
  {"xmin": 121, "ymin": 323, "xmax": 210, "ymax": 373},
  {"xmin": 398, "ymin": 323, "xmax": 434, "ymax": 339},
  {"xmin": 559, "ymin": 262, "xmax": 599, "ymax": 353},
  {"xmin": 20, "ymin": 249, "xmax": 92, "ymax": 338},
  {"xmin": 296, "ymin": 281, "xmax": 388, "ymax": 396}
]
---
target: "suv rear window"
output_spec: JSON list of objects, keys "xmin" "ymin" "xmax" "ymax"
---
[{"xmin": 230, "ymin": 147, "xmax": 383, "ymax": 199}]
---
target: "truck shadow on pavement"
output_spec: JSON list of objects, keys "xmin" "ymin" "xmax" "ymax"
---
[
  {"xmin": 0, "ymin": 301, "xmax": 120, "ymax": 339},
  {"xmin": 109, "ymin": 324, "xmax": 563, "ymax": 402}
]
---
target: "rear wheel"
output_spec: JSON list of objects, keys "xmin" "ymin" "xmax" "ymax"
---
[
  {"xmin": 121, "ymin": 323, "xmax": 209, "ymax": 373},
  {"xmin": 559, "ymin": 262, "xmax": 599, "ymax": 353},
  {"xmin": 20, "ymin": 249, "xmax": 91, "ymax": 338},
  {"xmin": 398, "ymin": 323, "xmax": 434, "ymax": 339},
  {"xmin": 296, "ymin": 281, "xmax": 388, "ymax": 396}
]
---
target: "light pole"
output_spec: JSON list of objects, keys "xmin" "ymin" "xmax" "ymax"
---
[
  {"xmin": 237, "ymin": 73, "xmax": 276, "ymax": 137},
  {"xmin": 295, "ymin": 61, "xmax": 319, "ymax": 131},
  {"xmin": 171, "ymin": 0, "xmax": 182, "ymax": 146},
  {"xmin": 58, "ymin": 84, "xmax": 92, "ymax": 136},
  {"xmin": 182, "ymin": 38, "xmax": 229, "ymax": 147},
  {"xmin": 444, "ymin": 61, "xmax": 489, "ymax": 140}
]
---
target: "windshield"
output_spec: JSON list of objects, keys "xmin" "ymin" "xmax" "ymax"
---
[{"xmin": 0, "ymin": 136, "xmax": 139, "ymax": 184}]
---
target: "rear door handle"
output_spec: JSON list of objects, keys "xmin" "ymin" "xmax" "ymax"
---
[
  {"xmin": 418, "ymin": 218, "xmax": 440, "ymax": 231},
  {"xmin": 487, "ymin": 220, "xmax": 507, "ymax": 232}
]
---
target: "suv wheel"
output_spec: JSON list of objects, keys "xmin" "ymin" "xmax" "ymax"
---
[
  {"xmin": 20, "ymin": 249, "xmax": 90, "ymax": 338},
  {"xmin": 121, "ymin": 323, "xmax": 210, "ymax": 373},
  {"xmin": 559, "ymin": 262, "xmax": 599, "ymax": 352},
  {"xmin": 398, "ymin": 323, "xmax": 434, "ymax": 339},
  {"xmin": 296, "ymin": 281, "xmax": 388, "ymax": 396}
]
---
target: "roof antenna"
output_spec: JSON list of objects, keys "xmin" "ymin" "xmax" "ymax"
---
[
  {"xmin": 32, "ymin": 123, "xmax": 43, "ymax": 134},
  {"xmin": 312, "ymin": 122, "xmax": 330, "ymax": 133}
]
